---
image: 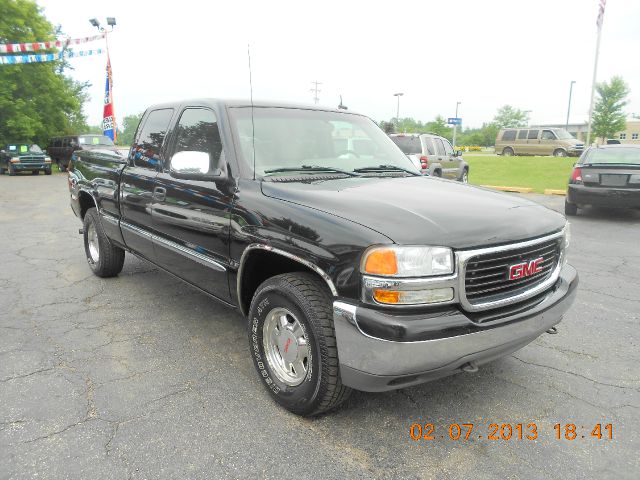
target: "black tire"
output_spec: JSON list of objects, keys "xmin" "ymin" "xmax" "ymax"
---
[
  {"xmin": 502, "ymin": 147, "xmax": 514, "ymax": 156},
  {"xmin": 564, "ymin": 199, "xmax": 578, "ymax": 216},
  {"xmin": 0, "ymin": 165, "xmax": 5, "ymax": 175},
  {"xmin": 248, "ymin": 272, "xmax": 352, "ymax": 416},
  {"xmin": 554, "ymin": 149, "xmax": 567, "ymax": 157},
  {"xmin": 44, "ymin": 168, "xmax": 52, "ymax": 175},
  {"xmin": 83, "ymin": 208, "xmax": 125, "ymax": 277},
  {"xmin": 8, "ymin": 163, "xmax": 16, "ymax": 176},
  {"xmin": 459, "ymin": 168, "xmax": 469, "ymax": 183},
  {"xmin": 58, "ymin": 162, "xmax": 67, "ymax": 172},
  {"xmin": 433, "ymin": 169, "xmax": 442, "ymax": 178},
  {"xmin": 31, "ymin": 170, "xmax": 39, "ymax": 175}
]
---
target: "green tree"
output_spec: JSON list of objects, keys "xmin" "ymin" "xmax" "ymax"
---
[
  {"xmin": 119, "ymin": 113, "xmax": 143, "ymax": 146},
  {"xmin": 592, "ymin": 76, "xmax": 629, "ymax": 142},
  {"xmin": 423, "ymin": 115, "xmax": 452, "ymax": 141},
  {"xmin": 492, "ymin": 105, "xmax": 530, "ymax": 129},
  {"xmin": 0, "ymin": 0, "xmax": 89, "ymax": 147}
]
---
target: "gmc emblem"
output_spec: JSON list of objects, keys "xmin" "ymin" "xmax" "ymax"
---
[{"xmin": 509, "ymin": 257, "xmax": 544, "ymax": 280}]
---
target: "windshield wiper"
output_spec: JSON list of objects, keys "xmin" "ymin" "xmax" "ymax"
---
[
  {"xmin": 353, "ymin": 164, "xmax": 420, "ymax": 176},
  {"xmin": 263, "ymin": 165, "xmax": 360, "ymax": 177}
]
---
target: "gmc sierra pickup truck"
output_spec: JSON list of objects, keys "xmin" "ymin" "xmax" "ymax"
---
[{"xmin": 68, "ymin": 99, "xmax": 578, "ymax": 416}]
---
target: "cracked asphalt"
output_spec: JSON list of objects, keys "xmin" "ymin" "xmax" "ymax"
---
[{"xmin": 1, "ymin": 173, "xmax": 638, "ymax": 479}]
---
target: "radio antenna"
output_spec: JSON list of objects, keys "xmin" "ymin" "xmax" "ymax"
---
[{"xmin": 248, "ymin": 44, "xmax": 256, "ymax": 180}]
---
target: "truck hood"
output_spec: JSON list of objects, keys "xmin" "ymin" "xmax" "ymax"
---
[{"xmin": 261, "ymin": 176, "xmax": 566, "ymax": 249}]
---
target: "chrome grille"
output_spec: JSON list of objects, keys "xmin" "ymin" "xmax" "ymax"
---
[
  {"xmin": 19, "ymin": 156, "xmax": 43, "ymax": 164},
  {"xmin": 463, "ymin": 237, "xmax": 561, "ymax": 306}
]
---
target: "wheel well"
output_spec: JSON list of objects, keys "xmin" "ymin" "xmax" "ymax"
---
[
  {"xmin": 238, "ymin": 250, "xmax": 322, "ymax": 316},
  {"xmin": 79, "ymin": 191, "xmax": 97, "ymax": 219}
]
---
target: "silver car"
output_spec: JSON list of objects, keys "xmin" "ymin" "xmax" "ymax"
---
[{"xmin": 389, "ymin": 133, "xmax": 469, "ymax": 182}]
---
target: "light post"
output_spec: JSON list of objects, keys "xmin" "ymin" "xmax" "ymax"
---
[
  {"xmin": 452, "ymin": 101, "xmax": 461, "ymax": 148},
  {"xmin": 523, "ymin": 110, "xmax": 532, "ymax": 127},
  {"xmin": 89, "ymin": 17, "xmax": 117, "ymax": 141},
  {"xmin": 393, "ymin": 93, "xmax": 403, "ymax": 129},
  {"xmin": 565, "ymin": 80, "xmax": 576, "ymax": 131}
]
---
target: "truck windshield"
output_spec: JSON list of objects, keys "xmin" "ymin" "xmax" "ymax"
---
[
  {"xmin": 8, "ymin": 144, "xmax": 43, "ymax": 153},
  {"xmin": 553, "ymin": 129, "xmax": 575, "ymax": 140},
  {"xmin": 79, "ymin": 135, "xmax": 115, "ymax": 146},
  {"xmin": 229, "ymin": 107, "xmax": 418, "ymax": 177}
]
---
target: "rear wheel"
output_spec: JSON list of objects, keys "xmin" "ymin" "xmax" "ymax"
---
[
  {"xmin": 460, "ymin": 168, "xmax": 469, "ymax": 183},
  {"xmin": 248, "ymin": 272, "xmax": 351, "ymax": 416},
  {"xmin": 433, "ymin": 169, "xmax": 442, "ymax": 178},
  {"xmin": 83, "ymin": 208, "xmax": 125, "ymax": 277},
  {"xmin": 554, "ymin": 149, "xmax": 567, "ymax": 157},
  {"xmin": 564, "ymin": 199, "xmax": 578, "ymax": 216},
  {"xmin": 502, "ymin": 147, "xmax": 514, "ymax": 156}
]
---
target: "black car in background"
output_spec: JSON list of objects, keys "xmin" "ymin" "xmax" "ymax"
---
[
  {"xmin": 0, "ymin": 143, "xmax": 52, "ymax": 175},
  {"xmin": 565, "ymin": 145, "xmax": 640, "ymax": 215},
  {"xmin": 47, "ymin": 134, "xmax": 119, "ymax": 172}
]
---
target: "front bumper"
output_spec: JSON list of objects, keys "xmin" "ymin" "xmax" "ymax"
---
[
  {"xmin": 567, "ymin": 184, "xmax": 640, "ymax": 209},
  {"xmin": 333, "ymin": 264, "xmax": 578, "ymax": 392},
  {"xmin": 12, "ymin": 162, "xmax": 49, "ymax": 171}
]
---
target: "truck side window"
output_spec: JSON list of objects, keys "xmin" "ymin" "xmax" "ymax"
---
[
  {"xmin": 170, "ymin": 108, "xmax": 222, "ymax": 172},
  {"xmin": 442, "ymin": 139, "xmax": 454, "ymax": 155},
  {"xmin": 132, "ymin": 108, "xmax": 174, "ymax": 170},
  {"xmin": 517, "ymin": 130, "xmax": 527, "ymax": 140},
  {"xmin": 528, "ymin": 130, "xmax": 539, "ymax": 140},
  {"xmin": 434, "ymin": 138, "xmax": 446, "ymax": 156},
  {"xmin": 541, "ymin": 130, "xmax": 556, "ymax": 140}
]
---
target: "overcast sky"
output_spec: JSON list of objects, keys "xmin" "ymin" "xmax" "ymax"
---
[{"xmin": 36, "ymin": 0, "xmax": 640, "ymax": 129}]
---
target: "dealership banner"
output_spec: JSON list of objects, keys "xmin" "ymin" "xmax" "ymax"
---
[
  {"xmin": 102, "ymin": 56, "xmax": 117, "ymax": 142},
  {"xmin": 0, "ymin": 48, "xmax": 104, "ymax": 65},
  {"xmin": 0, "ymin": 33, "xmax": 105, "ymax": 54}
]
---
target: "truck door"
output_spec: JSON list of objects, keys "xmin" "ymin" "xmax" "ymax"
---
[
  {"xmin": 152, "ymin": 107, "xmax": 233, "ymax": 302},
  {"xmin": 120, "ymin": 108, "xmax": 174, "ymax": 261}
]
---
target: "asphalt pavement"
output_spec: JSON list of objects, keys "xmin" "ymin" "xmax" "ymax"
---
[{"xmin": 1, "ymin": 173, "xmax": 638, "ymax": 479}]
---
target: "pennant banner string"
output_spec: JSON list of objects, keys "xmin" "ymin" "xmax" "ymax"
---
[
  {"xmin": 0, "ymin": 33, "xmax": 106, "ymax": 54},
  {"xmin": 0, "ymin": 48, "xmax": 105, "ymax": 65}
]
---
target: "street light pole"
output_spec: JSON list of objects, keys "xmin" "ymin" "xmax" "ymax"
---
[
  {"xmin": 565, "ymin": 80, "xmax": 576, "ymax": 131},
  {"xmin": 452, "ymin": 101, "xmax": 461, "ymax": 148},
  {"xmin": 393, "ymin": 93, "xmax": 403, "ymax": 130}
]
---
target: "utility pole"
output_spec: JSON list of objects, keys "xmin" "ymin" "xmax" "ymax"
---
[
  {"xmin": 452, "ymin": 101, "xmax": 461, "ymax": 148},
  {"xmin": 565, "ymin": 80, "xmax": 576, "ymax": 131},
  {"xmin": 310, "ymin": 81, "xmax": 322, "ymax": 104}
]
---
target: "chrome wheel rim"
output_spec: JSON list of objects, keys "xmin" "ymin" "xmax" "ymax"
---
[
  {"xmin": 87, "ymin": 223, "xmax": 100, "ymax": 264},
  {"xmin": 462, "ymin": 172, "xmax": 468, "ymax": 183},
  {"xmin": 262, "ymin": 307, "xmax": 309, "ymax": 386}
]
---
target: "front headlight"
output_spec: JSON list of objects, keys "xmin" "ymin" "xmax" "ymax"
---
[
  {"xmin": 361, "ymin": 245, "xmax": 454, "ymax": 277},
  {"xmin": 44, "ymin": 156, "xmax": 52, "ymax": 163}
]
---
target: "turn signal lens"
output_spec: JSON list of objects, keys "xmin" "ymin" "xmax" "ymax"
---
[
  {"xmin": 570, "ymin": 167, "xmax": 582, "ymax": 183},
  {"xmin": 373, "ymin": 288, "xmax": 454, "ymax": 305},
  {"xmin": 10, "ymin": 157, "xmax": 20, "ymax": 163},
  {"xmin": 364, "ymin": 249, "xmax": 398, "ymax": 275},
  {"xmin": 373, "ymin": 289, "xmax": 400, "ymax": 304}
]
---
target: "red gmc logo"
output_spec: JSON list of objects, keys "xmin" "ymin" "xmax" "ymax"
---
[{"xmin": 509, "ymin": 257, "xmax": 544, "ymax": 280}]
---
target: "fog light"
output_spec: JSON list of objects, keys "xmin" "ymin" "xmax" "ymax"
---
[{"xmin": 373, "ymin": 287, "xmax": 454, "ymax": 305}]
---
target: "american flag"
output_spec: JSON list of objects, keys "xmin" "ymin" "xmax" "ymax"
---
[
  {"xmin": 596, "ymin": 0, "xmax": 606, "ymax": 28},
  {"xmin": 102, "ymin": 56, "xmax": 117, "ymax": 142}
]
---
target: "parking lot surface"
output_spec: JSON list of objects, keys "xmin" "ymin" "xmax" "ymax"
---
[{"xmin": 1, "ymin": 174, "xmax": 638, "ymax": 479}]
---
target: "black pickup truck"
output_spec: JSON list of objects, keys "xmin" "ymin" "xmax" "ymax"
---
[{"xmin": 68, "ymin": 99, "xmax": 578, "ymax": 416}]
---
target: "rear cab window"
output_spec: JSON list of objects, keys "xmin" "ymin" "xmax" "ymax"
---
[
  {"xmin": 131, "ymin": 108, "xmax": 175, "ymax": 170},
  {"xmin": 391, "ymin": 136, "xmax": 422, "ymax": 155}
]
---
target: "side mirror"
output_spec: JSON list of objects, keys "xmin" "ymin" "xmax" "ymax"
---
[
  {"xmin": 455, "ymin": 150, "xmax": 463, "ymax": 157},
  {"xmin": 170, "ymin": 150, "xmax": 227, "ymax": 181}
]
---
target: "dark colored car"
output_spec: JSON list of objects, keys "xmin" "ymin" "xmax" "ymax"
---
[
  {"xmin": 47, "ymin": 134, "xmax": 119, "ymax": 172},
  {"xmin": 565, "ymin": 145, "xmax": 640, "ymax": 215},
  {"xmin": 67, "ymin": 99, "xmax": 577, "ymax": 416},
  {"xmin": 0, "ymin": 143, "xmax": 52, "ymax": 175}
]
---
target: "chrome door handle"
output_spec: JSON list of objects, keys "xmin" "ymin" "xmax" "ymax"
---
[{"xmin": 153, "ymin": 186, "xmax": 166, "ymax": 201}]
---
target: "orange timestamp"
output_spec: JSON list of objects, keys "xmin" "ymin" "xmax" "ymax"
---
[{"xmin": 409, "ymin": 422, "xmax": 614, "ymax": 441}]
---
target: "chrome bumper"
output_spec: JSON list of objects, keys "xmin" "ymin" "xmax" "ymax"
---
[{"xmin": 333, "ymin": 264, "xmax": 578, "ymax": 392}]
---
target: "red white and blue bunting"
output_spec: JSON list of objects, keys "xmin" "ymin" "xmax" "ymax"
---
[
  {"xmin": 0, "ymin": 33, "xmax": 106, "ymax": 54},
  {"xmin": 0, "ymin": 48, "xmax": 105, "ymax": 65}
]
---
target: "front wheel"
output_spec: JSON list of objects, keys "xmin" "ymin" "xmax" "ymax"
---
[
  {"xmin": 31, "ymin": 170, "xmax": 39, "ymax": 175},
  {"xmin": 459, "ymin": 169, "xmax": 469, "ymax": 183},
  {"xmin": 248, "ymin": 272, "xmax": 352, "ymax": 416},
  {"xmin": 83, "ymin": 208, "xmax": 125, "ymax": 277},
  {"xmin": 8, "ymin": 163, "xmax": 16, "ymax": 176},
  {"xmin": 554, "ymin": 149, "xmax": 567, "ymax": 157}
]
